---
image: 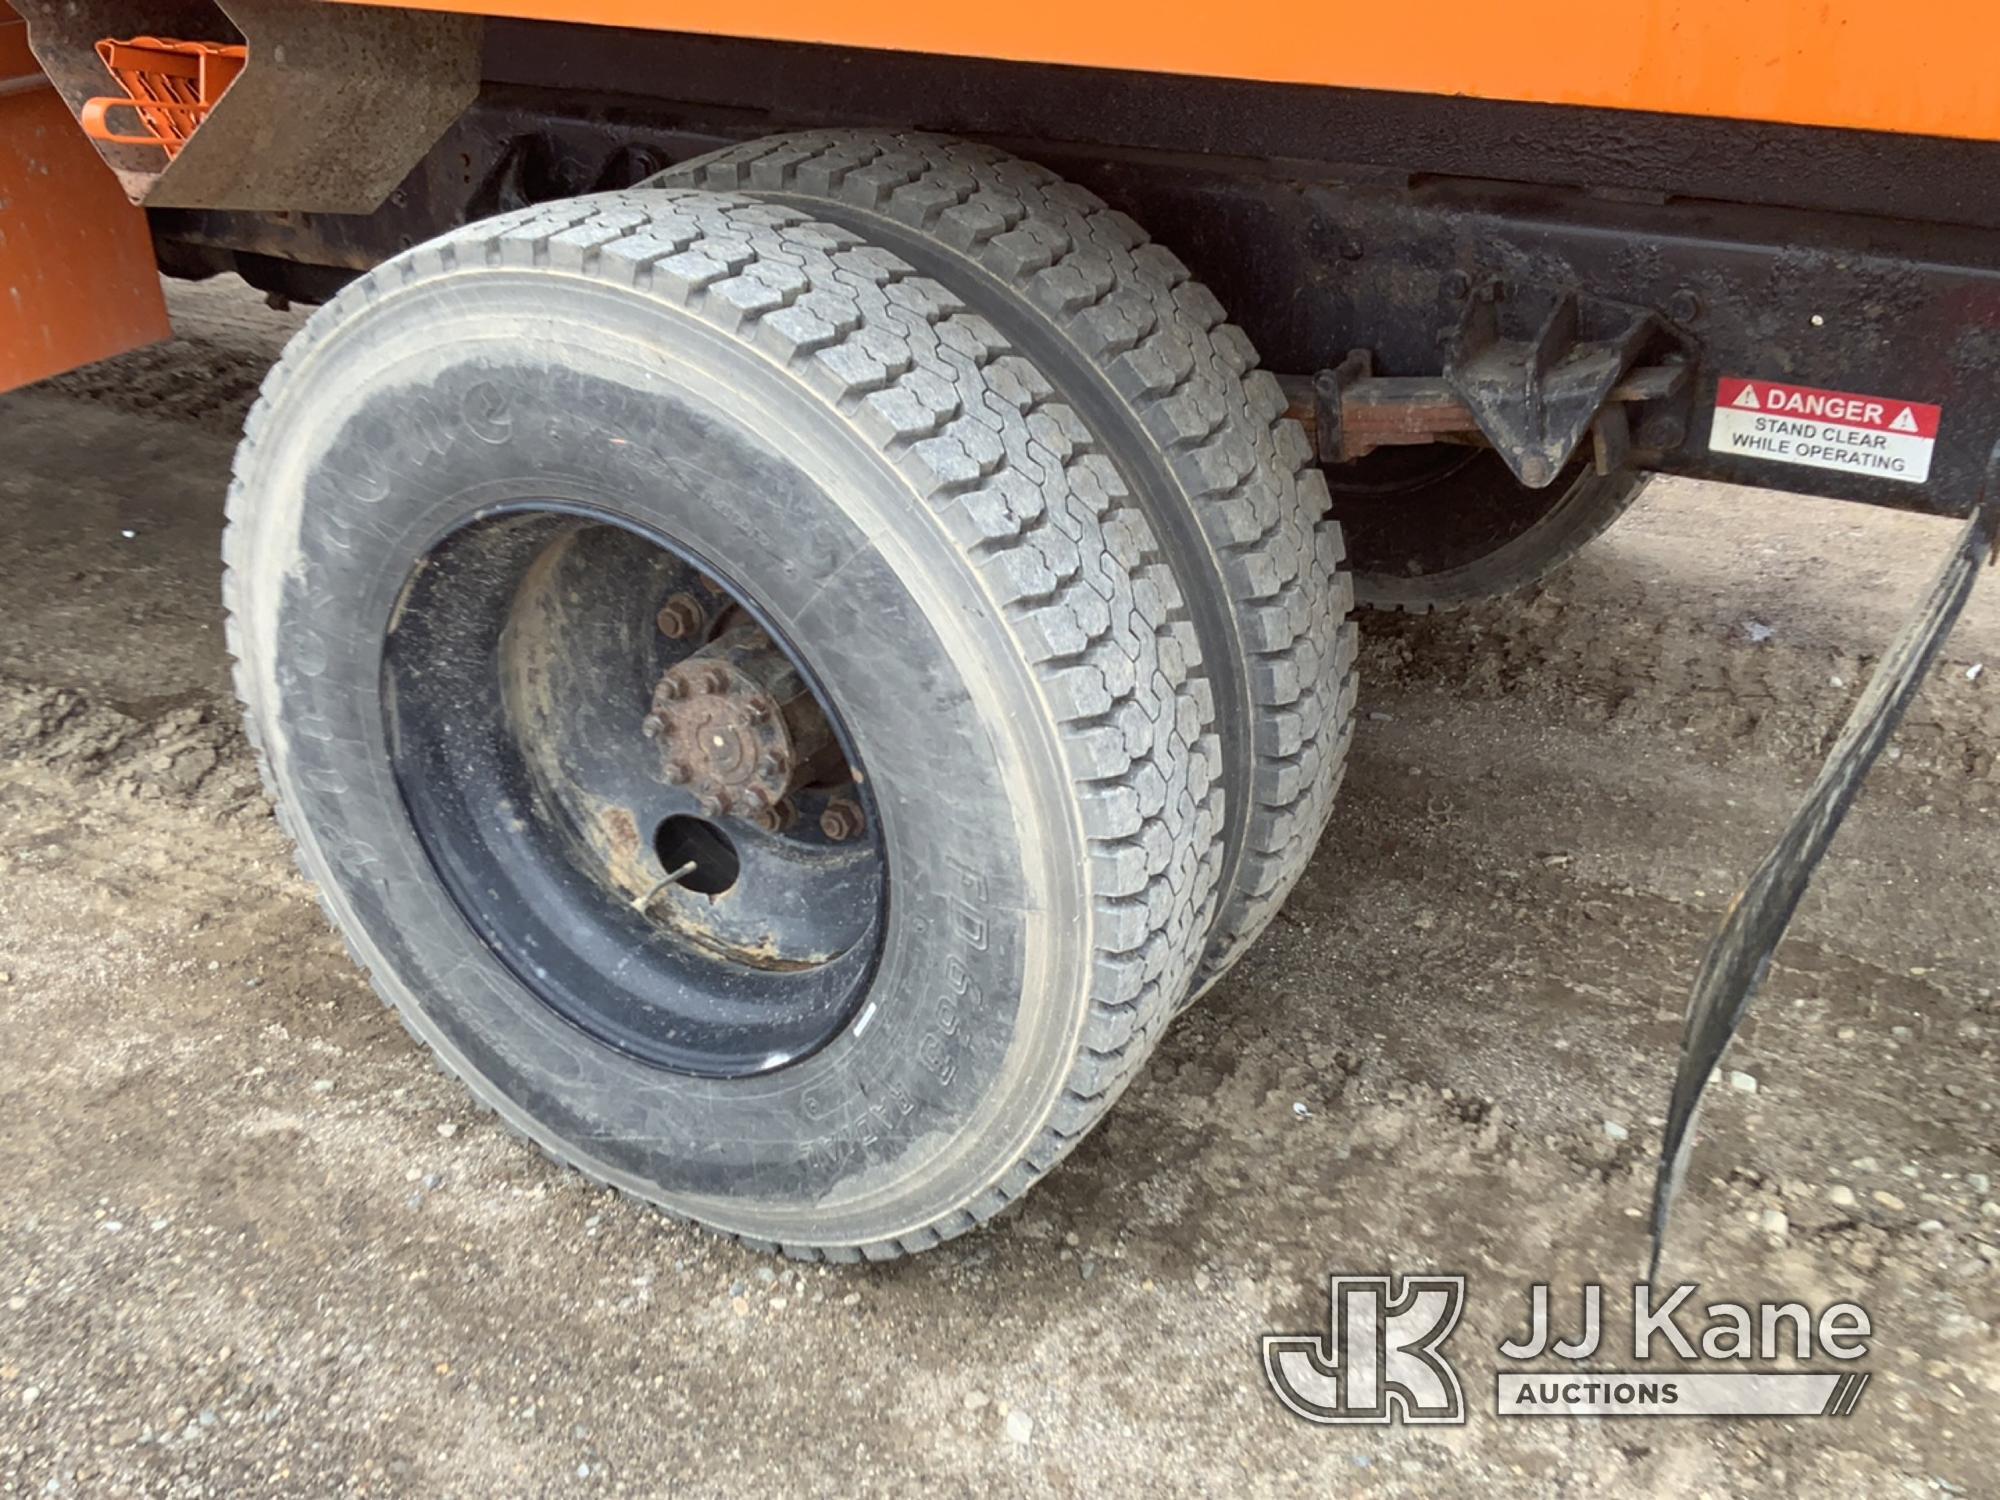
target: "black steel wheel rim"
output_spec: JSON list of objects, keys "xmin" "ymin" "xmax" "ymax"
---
[{"xmin": 383, "ymin": 504, "xmax": 889, "ymax": 1079}]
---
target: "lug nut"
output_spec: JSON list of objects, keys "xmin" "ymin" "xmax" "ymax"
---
[
  {"xmin": 820, "ymin": 798, "xmax": 865, "ymax": 842},
  {"xmin": 656, "ymin": 592, "xmax": 706, "ymax": 640},
  {"xmin": 641, "ymin": 713, "xmax": 664, "ymax": 740},
  {"xmin": 752, "ymin": 798, "xmax": 796, "ymax": 834},
  {"xmin": 657, "ymin": 677, "xmax": 685, "ymax": 702},
  {"xmin": 663, "ymin": 760, "xmax": 692, "ymax": 785}
]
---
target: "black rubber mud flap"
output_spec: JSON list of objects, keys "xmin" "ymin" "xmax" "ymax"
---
[{"xmin": 1649, "ymin": 440, "xmax": 2000, "ymax": 1280}]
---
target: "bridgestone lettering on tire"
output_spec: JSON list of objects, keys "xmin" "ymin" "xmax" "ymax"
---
[
  {"xmin": 224, "ymin": 191, "xmax": 1220, "ymax": 1258},
  {"xmin": 660, "ymin": 134, "xmax": 1358, "ymax": 991}
]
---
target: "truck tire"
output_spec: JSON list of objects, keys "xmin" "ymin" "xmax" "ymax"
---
[
  {"xmin": 224, "ymin": 190, "xmax": 1219, "ymax": 1258},
  {"xmin": 1331, "ymin": 449, "xmax": 1645, "ymax": 614},
  {"xmin": 659, "ymin": 133, "xmax": 1356, "ymax": 992}
]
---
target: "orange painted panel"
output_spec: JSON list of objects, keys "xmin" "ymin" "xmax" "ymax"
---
[
  {"xmin": 0, "ymin": 12, "xmax": 170, "ymax": 393},
  {"xmin": 334, "ymin": 0, "xmax": 2000, "ymax": 143}
]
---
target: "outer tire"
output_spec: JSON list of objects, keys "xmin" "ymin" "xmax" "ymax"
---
[
  {"xmin": 659, "ymin": 133, "xmax": 1357, "ymax": 991},
  {"xmin": 1334, "ymin": 451, "xmax": 1646, "ymax": 614},
  {"xmin": 224, "ymin": 190, "xmax": 1219, "ymax": 1257}
]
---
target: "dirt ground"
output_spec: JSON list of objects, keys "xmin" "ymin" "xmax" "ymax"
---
[{"xmin": 1, "ymin": 278, "xmax": 1995, "ymax": 1498}]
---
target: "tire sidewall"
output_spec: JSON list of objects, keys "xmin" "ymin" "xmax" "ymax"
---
[{"xmin": 231, "ymin": 270, "xmax": 1091, "ymax": 1245}]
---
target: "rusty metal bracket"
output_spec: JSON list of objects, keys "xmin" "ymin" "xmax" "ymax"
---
[
  {"xmin": 1309, "ymin": 348, "xmax": 1373, "ymax": 465},
  {"xmin": 1647, "ymin": 436, "xmax": 2000, "ymax": 1281},
  {"xmin": 1445, "ymin": 282, "xmax": 1667, "ymax": 488},
  {"xmin": 1286, "ymin": 358, "xmax": 1689, "ymax": 468},
  {"xmin": 15, "ymin": 0, "xmax": 480, "ymax": 212}
]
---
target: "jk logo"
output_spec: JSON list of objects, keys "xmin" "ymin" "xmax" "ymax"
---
[{"xmin": 1262, "ymin": 1274, "xmax": 1467, "ymax": 1424}]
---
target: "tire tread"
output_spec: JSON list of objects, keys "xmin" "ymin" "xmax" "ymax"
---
[
  {"xmin": 223, "ymin": 190, "xmax": 1222, "ymax": 1258},
  {"xmin": 662, "ymin": 133, "xmax": 1358, "ymax": 985}
]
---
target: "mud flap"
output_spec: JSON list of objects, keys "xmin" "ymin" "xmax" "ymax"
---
[
  {"xmin": 0, "ymin": 3, "xmax": 167, "ymax": 394},
  {"xmin": 1649, "ymin": 440, "xmax": 2000, "ymax": 1278}
]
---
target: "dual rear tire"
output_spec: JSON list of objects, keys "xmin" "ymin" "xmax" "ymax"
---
[
  {"xmin": 227, "ymin": 173, "xmax": 1352, "ymax": 1255},
  {"xmin": 655, "ymin": 133, "xmax": 1358, "ymax": 987}
]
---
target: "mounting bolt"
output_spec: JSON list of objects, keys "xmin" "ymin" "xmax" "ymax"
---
[
  {"xmin": 1639, "ymin": 412, "xmax": 1688, "ymax": 450},
  {"xmin": 1667, "ymin": 288, "xmax": 1702, "ymax": 324},
  {"xmin": 656, "ymin": 592, "xmax": 706, "ymax": 640},
  {"xmin": 820, "ymin": 798, "xmax": 865, "ymax": 842},
  {"xmin": 1441, "ymin": 270, "xmax": 1471, "ymax": 302},
  {"xmin": 752, "ymin": 798, "xmax": 796, "ymax": 834}
]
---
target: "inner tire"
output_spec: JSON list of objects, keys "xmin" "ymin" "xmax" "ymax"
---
[
  {"xmin": 224, "ymin": 191, "xmax": 1218, "ymax": 1258},
  {"xmin": 1331, "ymin": 449, "xmax": 1646, "ymax": 614},
  {"xmin": 659, "ymin": 133, "xmax": 1358, "ymax": 993}
]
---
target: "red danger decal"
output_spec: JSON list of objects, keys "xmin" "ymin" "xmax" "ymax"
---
[
  {"xmin": 1710, "ymin": 377, "xmax": 1941, "ymax": 485},
  {"xmin": 1716, "ymin": 378, "xmax": 1940, "ymax": 437}
]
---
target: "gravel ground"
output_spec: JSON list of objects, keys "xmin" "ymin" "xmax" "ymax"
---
[{"xmin": 0, "ymin": 278, "xmax": 1995, "ymax": 1498}]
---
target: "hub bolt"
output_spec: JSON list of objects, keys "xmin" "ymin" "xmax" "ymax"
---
[
  {"xmin": 752, "ymin": 798, "xmax": 797, "ymax": 834},
  {"xmin": 656, "ymin": 592, "xmax": 707, "ymax": 640},
  {"xmin": 820, "ymin": 798, "xmax": 865, "ymax": 842}
]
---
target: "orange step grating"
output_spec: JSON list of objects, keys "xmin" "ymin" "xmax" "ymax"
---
[{"xmin": 81, "ymin": 36, "xmax": 245, "ymax": 158}]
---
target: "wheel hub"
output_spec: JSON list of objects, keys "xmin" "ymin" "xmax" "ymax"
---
[
  {"xmin": 386, "ymin": 511, "xmax": 887, "ymax": 1078},
  {"xmin": 644, "ymin": 620, "xmax": 838, "ymax": 825}
]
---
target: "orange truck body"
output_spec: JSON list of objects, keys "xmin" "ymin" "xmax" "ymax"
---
[
  {"xmin": 0, "ymin": 1, "xmax": 167, "ymax": 393},
  {"xmin": 7, "ymin": 1, "xmax": 2000, "ymax": 393},
  {"xmin": 343, "ymin": 0, "xmax": 2000, "ymax": 143}
]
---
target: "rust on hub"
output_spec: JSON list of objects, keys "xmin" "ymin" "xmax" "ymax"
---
[{"xmin": 648, "ymin": 621, "xmax": 836, "ymax": 820}]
